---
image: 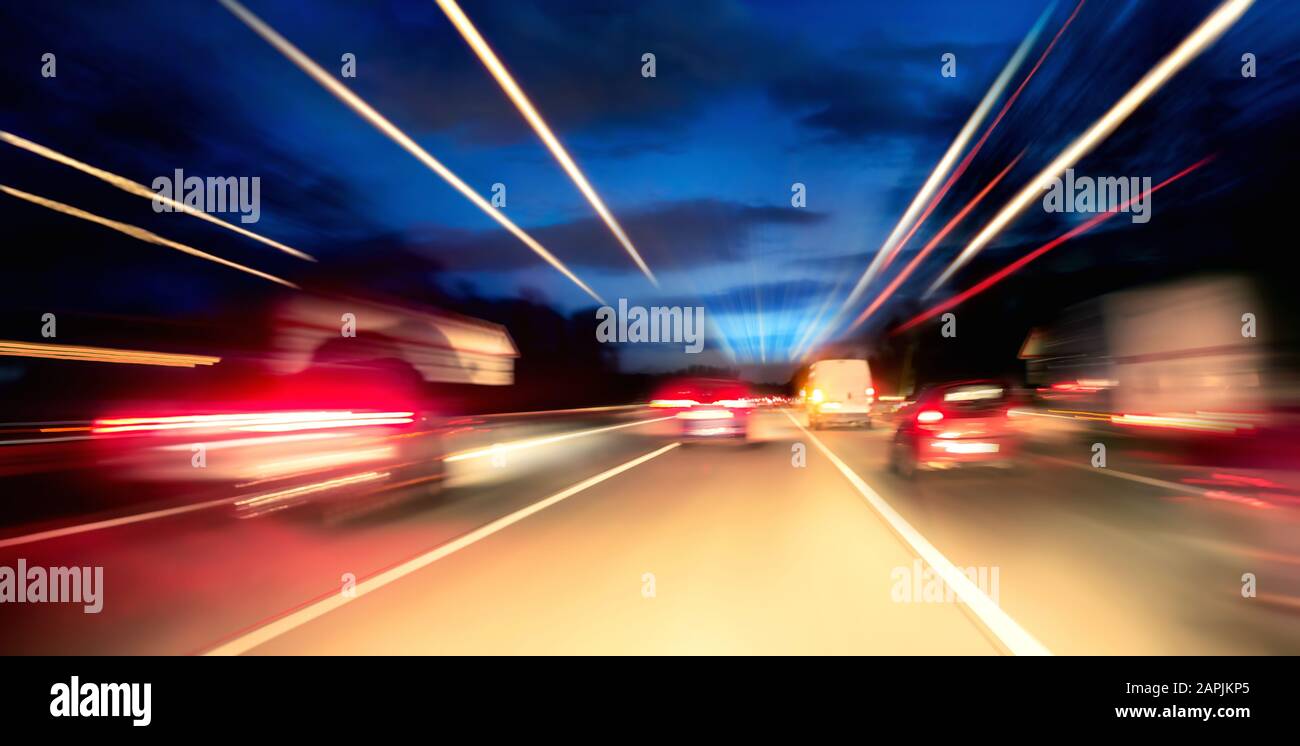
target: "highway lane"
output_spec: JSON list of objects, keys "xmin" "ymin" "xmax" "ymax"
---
[
  {"xmin": 812, "ymin": 423, "xmax": 1300, "ymax": 654},
  {"xmin": 228, "ymin": 415, "xmax": 1004, "ymax": 655},
  {"xmin": 233, "ymin": 410, "xmax": 1300, "ymax": 655},
  {"xmin": 2, "ymin": 409, "xmax": 1298, "ymax": 655},
  {"xmin": 0, "ymin": 409, "xmax": 676, "ymax": 654}
]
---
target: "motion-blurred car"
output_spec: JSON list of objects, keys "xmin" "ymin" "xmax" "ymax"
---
[
  {"xmin": 86, "ymin": 356, "xmax": 450, "ymax": 521},
  {"xmin": 889, "ymin": 381, "xmax": 1019, "ymax": 478},
  {"xmin": 806, "ymin": 358, "xmax": 873, "ymax": 429},
  {"xmin": 869, "ymin": 394, "xmax": 911, "ymax": 427},
  {"xmin": 25, "ymin": 295, "xmax": 522, "ymax": 524},
  {"xmin": 651, "ymin": 378, "xmax": 753, "ymax": 440}
]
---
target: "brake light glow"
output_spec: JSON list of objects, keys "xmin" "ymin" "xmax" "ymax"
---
[
  {"xmin": 917, "ymin": 410, "xmax": 944, "ymax": 423},
  {"xmin": 91, "ymin": 411, "xmax": 414, "ymax": 434}
]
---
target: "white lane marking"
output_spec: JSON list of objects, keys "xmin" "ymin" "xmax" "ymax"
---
[
  {"xmin": 0, "ymin": 496, "xmax": 238, "ymax": 549},
  {"xmin": 783, "ymin": 410, "xmax": 1051, "ymax": 656},
  {"xmin": 203, "ymin": 442, "xmax": 682, "ymax": 656},
  {"xmin": 444, "ymin": 415, "xmax": 673, "ymax": 462}
]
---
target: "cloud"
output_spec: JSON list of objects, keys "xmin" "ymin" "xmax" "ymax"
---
[
  {"xmin": 249, "ymin": 0, "xmax": 1002, "ymax": 149},
  {"xmin": 650, "ymin": 277, "xmax": 840, "ymax": 313},
  {"xmin": 408, "ymin": 197, "xmax": 829, "ymax": 271},
  {"xmin": 764, "ymin": 39, "xmax": 1005, "ymax": 145}
]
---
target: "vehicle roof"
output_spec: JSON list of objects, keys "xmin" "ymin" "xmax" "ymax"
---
[
  {"xmin": 811, "ymin": 358, "xmax": 867, "ymax": 367},
  {"xmin": 917, "ymin": 379, "xmax": 1008, "ymax": 398}
]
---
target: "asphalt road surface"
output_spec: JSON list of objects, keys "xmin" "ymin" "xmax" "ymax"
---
[{"xmin": 3, "ymin": 408, "xmax": 1298, "ymax": 655}]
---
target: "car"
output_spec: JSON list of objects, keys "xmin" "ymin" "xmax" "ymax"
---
[
  {"xmin": 889, "ymin": 381, "xmax": 1019, "ymax": 478},
  {"xmin": 86, "ymin": 358, "xmax": 448, "ymax": 521},
  {"xmin": 805, "ymin": 359, "xmax": 873, "ymax": 429},
  {"xmin": 651, "ymin": 378, "xmax": 753, "ymax": 440},
  {"xmin": 868, "ymin": 393, "xmax": 910, "ymax": 428}
]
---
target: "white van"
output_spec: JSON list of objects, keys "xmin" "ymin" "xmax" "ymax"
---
[{"xmin": 806, "ymin": 359, "xmax": 873, "ymax": 429}]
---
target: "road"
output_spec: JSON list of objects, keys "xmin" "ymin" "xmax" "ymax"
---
[{"xmin": 2, "ymin": 408, "xmax": 1298, "ymax": 655}]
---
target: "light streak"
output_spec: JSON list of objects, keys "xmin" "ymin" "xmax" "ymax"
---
[
  {"xmin": 235, "ymin": 470, "xmax": 390, "ymax": 509},
  {"xmin": 0, "ymin": 184, "xmax": 297, "ymax": 287},
  {"xmin": 649, "ymin": 399, "xmax": 698, "ymax": 408},
  {"xmin": 0, "ymin": 340, "xmax": 221, "ymax": 368},
  {"xmin": 254, "ymin": 446, "xmax": 397, "ymax": 477},
  {"xmin": 434, "ymin": 0, "xmax": 657, "ymax": 286},
  {"xmin": 157, "ymin": 433, "xmax": 346, "ymax": 451},
  {"xmin": 869, "ymin": 1, "xmax": 1085, "ymax": 281},
  {"xmin": 925, "ymin": 0, "xmax": 1254, "ymax": 295},
  {"xmin": 442, "ymin": 415, "xmax": 672, "ymax": 462},
  {"xmin": 795, "ymin": 4, "xmax": 1058, "ymax": 358},
  {"xmin": 219, "ymin": 0, "xmax": 604, "ymax": 304},
  {"xmin": 0, "ymin": 130, "xmax": 314, "ymax": 262},
  {"xmin": 847, "ymin": 152, "xmax": 1023, "ymax": 331},
  {"xmin": 839, "ymin": 1, "xmax": 1085, "ymax": 335},
  {"xmin": 894, "ymin": 157, "xmax": 1212, "ymax": 334},
  {"xmin": 839, "ymin": 2, "xmax": 1055, "ymax": 311},
  {"xmin": 92, "ymin": 410, "xmax": 415, "ymax": 434},
  {"xmin": 236, "ymin": 417, "xmax": 414, "ymax": 432},
  {"xmin": 1111, "ymin": 413, "xmax": 1255, "ymax": 434}
]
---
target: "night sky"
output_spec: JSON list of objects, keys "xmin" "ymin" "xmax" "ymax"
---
[{"xmin": 1, "ymin": 0, "xmax": 1296, "ymax": 377}]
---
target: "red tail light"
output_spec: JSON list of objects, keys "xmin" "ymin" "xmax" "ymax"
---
[{"xmin": 916, "ymin": 409, "xmax": 944, "ymax": 423}]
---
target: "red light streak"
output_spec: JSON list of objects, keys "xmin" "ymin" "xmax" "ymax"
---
[
  {"xmin": 892, "ymin": 156, "xmax": 1214, "ymax": 335},
  {"xmin": 92, "ymin": 411, "xmax": 414, "ymax": 434},
  {"xmin": 870, "ymin": 0, "xmax": 1086, "ymax": 279},
  {"xmin": 850, "ymin": 153, "xmax": 1022, "ymax": 330}
]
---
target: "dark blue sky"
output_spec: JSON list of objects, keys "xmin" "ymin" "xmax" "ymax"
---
[{"xmin": 1, "ymin": 1, "xmax": 1295, "ymax": 373}]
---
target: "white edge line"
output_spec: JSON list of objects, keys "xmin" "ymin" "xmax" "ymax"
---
[
  {"xmin": 0, "ymin": 496, "xmax": 238, "ymax": 550},
  {"xmin": 444, "ymin": 415, "xmax": 673, "ymax": 462},
  {"xmin": 203, "ymin": 441, "xmax": 681, "ymax": 656},
  {"xmin": 782, "ymin": 410, "xmax": 1051, "ymax": 656}
]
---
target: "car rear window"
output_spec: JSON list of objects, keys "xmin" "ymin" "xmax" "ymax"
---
[{"xmin": 939, "ymin": 384, "xmax": 1006, "ymax": 414}]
